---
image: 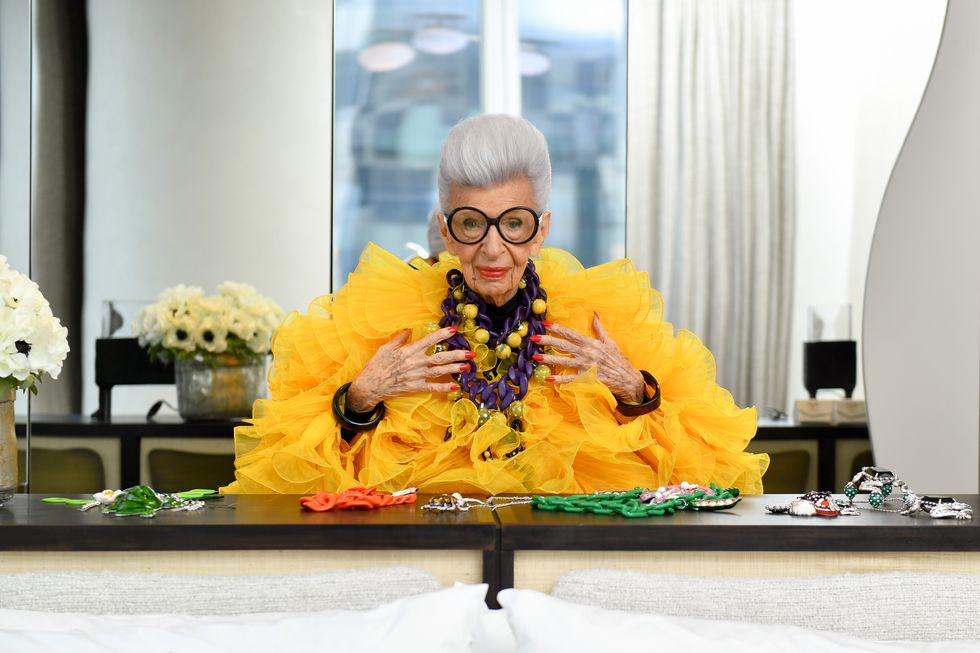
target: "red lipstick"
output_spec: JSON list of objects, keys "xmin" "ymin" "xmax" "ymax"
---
[{"xmin": 476, "ymin": 267, "xmax": 508, "ymax": 280}]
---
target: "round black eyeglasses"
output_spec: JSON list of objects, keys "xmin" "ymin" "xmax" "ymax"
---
[{"xmin": 444, "ymin": 206, "xmax": 541, "ymax": 245}]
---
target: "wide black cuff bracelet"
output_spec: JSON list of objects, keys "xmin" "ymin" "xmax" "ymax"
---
[
  {"xmin": 332, "ymin": 382, "xmax": 385, "ymax": 431},
  {"xmin": 616, "ymin": 370, "xmax": 661, "ymax": 417}
]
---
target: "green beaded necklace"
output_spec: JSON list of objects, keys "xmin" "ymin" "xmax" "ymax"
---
[{"xmin": 532, "ymin": 485, "xmax": 741, "ymax": 518}]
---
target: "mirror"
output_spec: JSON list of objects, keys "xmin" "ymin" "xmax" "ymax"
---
[
  {"xmin": 1, "ymin": 0, "xmax": 32, "ymax": 329},
  {"xmin": 1, "ymin": 0, "xmax": 32, "ymax": 495},
  {"xmin": 22, "ymin": 0, "xmax": 947, "ymax": 485}
]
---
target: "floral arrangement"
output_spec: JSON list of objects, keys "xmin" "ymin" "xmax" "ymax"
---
[
  {"xmin": 0, "ymin": 256, "xmax": 70, "ymax": 395},
  {"xmin": 133, "ymin": 282, "xmax": 283, "ymax": 365}
]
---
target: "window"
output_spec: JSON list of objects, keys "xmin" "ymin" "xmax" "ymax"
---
[{"xmin": 332, "ymin": 0, "xmax": 626, "ymax": 287}]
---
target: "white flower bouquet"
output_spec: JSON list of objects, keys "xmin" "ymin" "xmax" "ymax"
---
[
  {"xmin": 0, "ymin": 256, "xmax": 70, "ymax": 395},
  {"xmin": 133, "ymin": 282, "xmax": 283, "ymax": 365}
]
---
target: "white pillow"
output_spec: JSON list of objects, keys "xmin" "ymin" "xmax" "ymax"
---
[
  {"xmin": 498, "ymin": 588, "xmax": 980, "ymax": 653},
  {"xmin": 0, "ymin": 584, "xmax": 491, "ymax": 653}
]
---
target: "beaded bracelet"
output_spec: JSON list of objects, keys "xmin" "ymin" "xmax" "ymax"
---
[
  {"xmin": 616, "ymin": 370, "xmax": 661, "ymax": 417},
  {"xmin": 332, "ymin": 382, "xmax": 385, "ymax": 431}
]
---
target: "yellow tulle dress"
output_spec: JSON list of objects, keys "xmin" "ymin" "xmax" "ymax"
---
[{"xmin": 221, "ymin": 244, "xmax": 769, "ymax": 495}]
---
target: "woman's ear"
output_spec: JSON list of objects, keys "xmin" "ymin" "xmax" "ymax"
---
[
  {"xmin": 439, "ymin": 214, "xmax": 458, "ymax": 255},
  {"xmin": 528, "ymin": 210, "xmax": 551, "ymax": 256}
]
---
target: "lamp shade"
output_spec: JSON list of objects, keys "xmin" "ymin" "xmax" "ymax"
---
[
  {"xmin": 520, "ymin": 49, "xmax": 551, "ymax": 76},
  {"xmin": 358, "ymin": 41, "xmax": 416, "ymax": 72},
  {"xmin": 412, "ymin": 26, "xmax": 468, "ymax": 55}
]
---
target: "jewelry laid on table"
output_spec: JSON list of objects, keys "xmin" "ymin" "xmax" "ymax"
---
[
  {"xmin": 842, "ymin": 466, "xmax": 910, "ymax": 510},
  {"xmin": 765, "ymin": 490, "xmax": 858, "ymax": 518},
  {"xmin": 420, "ymin": 493, "xmax": 533, "ymax": 513},
  {"xmin": 532, "ymin": 483, "xmax": 741, "ymax": 519},
  {"xmin": 766, "ymin": 466, "xmax": 974, "ymax": 520},
  {"xmin": 437, "ymin": 264, "xmax": 549, "ymax": 461},
  {"xmin": 900, "ymin": 492, "xmax": 973, "ymax": 520},
  {"xmin": 42, "ymin": 486, "xmax": 216, "ymax": 518},
  {"xmin": 299, "ymin": 487, "xmax": 417, "ymax": 512}
]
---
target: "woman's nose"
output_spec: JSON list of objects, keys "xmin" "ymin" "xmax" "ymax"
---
[{"xmin": 480, "ymin": 224, "xmax": 507, "ymax": 255}]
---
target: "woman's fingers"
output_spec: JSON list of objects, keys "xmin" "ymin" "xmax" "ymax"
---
[
  {"xmin": 424, "ymin": 381, "xmax": 461, "ymax": 394},
  {"xmin": 381, "ymin": 329, "xmax": 412, "ymax": 351},
  {"xmin": 531, "ymin": 333, "xmax": 577, "ymax": 353},
  {"xmin": 591, "ymin": 314, "xmax": 612, "ymax": 344},
  {"xmin": 423, "ymin": 362, "xmax": 471, "ymax": 378},
  {"xmin": 426, "ymin": 348, "xmax": 473, "ymax": 365},
  {"xmin": 545, "ymin": 373, "xmax": 579, "ymax": 385},
  {"xmin": 533, "ymin": 353, "xmax": 580, "ymax": 370},
  {"xmin": 542, "ymin": 322, "xmax": 589, "ymax": 345},
  {"xmin": 405, "ymin": 326, "xmax": 459, "ymax": 355}
]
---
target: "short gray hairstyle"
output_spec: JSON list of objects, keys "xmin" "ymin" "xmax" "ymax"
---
[{"xmin": 438, "ymin": 114, "xmax": 552, "ymax": 213}]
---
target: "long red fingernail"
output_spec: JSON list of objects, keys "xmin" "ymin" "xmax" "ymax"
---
[
  {"xmin": 530, "ymin": 335, "xmax": 542, "ymax": 343},
  {"xmin": 450, "ymin": 384, "xmax": 460, "ymax": 391},
  {"xmin": 464, "ymin": 351, "xmax": 477, "ymax": 359},
  {"xmin": 459, "ymin": 363, "xmax": 471, "ymax": 371},
  {"xmin": 541, "ymin": 321, "xmax": 554, "ymax": 327},
  {"xmin": 447, "ymin": 326, "xmax": 458, "ymax": 334},
  {"xmin": 545, "ymin": 376, "xmax": 556, "ymax": 382},
  {"xmin": 532, "ymin": 354, "xmax": 544, "ymax": 361}
]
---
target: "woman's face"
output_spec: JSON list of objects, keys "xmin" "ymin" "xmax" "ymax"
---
[{"xmin": 440, "ymin": 176, "xmax": 550, "ymax": 307}]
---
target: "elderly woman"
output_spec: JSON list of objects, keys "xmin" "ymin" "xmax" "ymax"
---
[{"xmin": 224, "ymin": 115, "xmax": 768, "ymax": 495}]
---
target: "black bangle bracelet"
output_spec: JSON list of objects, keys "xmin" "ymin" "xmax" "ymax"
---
[
  {"xmin": 616, "ymin": 370, "xmax": 661, "ymax": 417},
  {"xmin": 332, "ymin": 382, "xmax": 385, "ymax": 431}
]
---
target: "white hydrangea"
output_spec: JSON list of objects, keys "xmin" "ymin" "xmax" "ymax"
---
[
  {"xmin": 0, "ymin": 256, "xmax": 71, "ymax": 393},
  {"xmin": 133, "ymin": 281, "xmax": 283, "ymax": 363}
]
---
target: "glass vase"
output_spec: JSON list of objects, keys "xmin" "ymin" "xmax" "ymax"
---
[
  {"xmin": 174, "ymin": 355, "xmax": 268, "ymax": 421},
  {"xmin": 0, "ymin": 388, "xmax": 16, "ymax": 507}
]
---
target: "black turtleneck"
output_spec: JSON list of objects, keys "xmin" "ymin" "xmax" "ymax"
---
[{"xmin": 483, "ymin": 291, "xmax": 524, "ymax": 335}]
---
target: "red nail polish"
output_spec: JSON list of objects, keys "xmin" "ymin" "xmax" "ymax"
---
[
  {"xmin": 464, "ymin": 351, "xmax": 477, "ymax": 359},
  {"xmin": 545, "ymin": 376, "xmax": 556, "ymax": 382},
  {"xmin": 450, "ymin": 384, "xmax": 460, "ymax": 391},
  {"xmin": 532, "ymin": 354, "xmax": 544, "ymax": 361},
  {"xmin": 541, "ymin": 320, "xmax": 554, "ymax": 327},
  {"xmin": 447, "ymin": 326, "xmax": 458, "ymax": 334},
  {"xmin": 530, "ymin": 335, "xmax": 542, "ymax": 343},
  {"xmin": 459, "ymin": 363, "xmax": 471, "ymax": 371}
]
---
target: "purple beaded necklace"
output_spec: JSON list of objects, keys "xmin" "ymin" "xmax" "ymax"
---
[{"xmin": 438, "ymin": 261, "xmax": 547, "ymax": 413}]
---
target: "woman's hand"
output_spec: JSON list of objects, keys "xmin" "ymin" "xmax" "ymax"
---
[
  {"xmin": 346, "ymin": 327, "xmax": 471, "ymax": 412},
  {"xmin": 532, "ymin": 315, "xmax": 646, "ymax": 403}
]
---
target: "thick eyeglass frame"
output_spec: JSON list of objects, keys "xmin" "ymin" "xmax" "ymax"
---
[{"xmin": 444, "ymin": 206, "xmax": 541, "ymax": 245}]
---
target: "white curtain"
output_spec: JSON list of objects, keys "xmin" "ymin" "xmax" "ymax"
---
[{"xmin": 626, "ymin": 0, "xmax": 795, "ymax": 411}]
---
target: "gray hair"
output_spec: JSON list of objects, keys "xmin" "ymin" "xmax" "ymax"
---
[{"xmin": 438, "ymin": 114, "xmax": 552, "ymax": 213}]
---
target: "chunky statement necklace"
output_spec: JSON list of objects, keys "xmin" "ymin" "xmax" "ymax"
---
[{"xmin": 435, "ymin": 261, "xmax": 550, "ymax": 457}]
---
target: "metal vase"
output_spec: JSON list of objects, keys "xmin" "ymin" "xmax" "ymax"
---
[{"xmin": 174, "ymin": 355, "xmax": 267, "ymax": 421}]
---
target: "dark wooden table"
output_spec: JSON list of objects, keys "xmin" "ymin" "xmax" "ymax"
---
[
  {"xmin": 496, "ymin": 493, "xmax": 980, "ymax": 552},
  {"xmin": 19, "ymin": 415, "xmax": 870, "ymax": 491},
  {"xmin": 0, "ymin": 493, "xmax": 504, "ymax": 604},
  {"xmin": 3, "ymin": 492, "xmax": 974, "ymax": 605},
  {"xmin": 495, "ymin": 493, "xmax": 980, "ymax": 589}
]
